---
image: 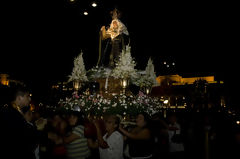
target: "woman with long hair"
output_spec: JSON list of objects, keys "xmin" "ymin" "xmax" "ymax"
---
[{"xmin": 119, "ymin": 112, "xmax": 153, "ymax": 159}]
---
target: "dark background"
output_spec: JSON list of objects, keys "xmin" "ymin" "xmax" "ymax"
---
[{"xmin": 1, "ymin": 1, "xmax": 239, "ymax": 106}]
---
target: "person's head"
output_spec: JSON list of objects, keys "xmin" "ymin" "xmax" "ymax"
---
[
  {"xmin": 50, "ymin": 111, "xmax": 65, "ymax": 127},
  {"xmin": 11, "ymin": 86, "xmax": 31, "ymax": 108},
  {"xmin": 112, "ymin": 20, "xmax": 119, "ymax": 29},
  {"xmin": 21, "ymin": 106, "xmax": 32, "ymax": 122},
  {"xmin": 105, "ymin": 115, "xmax": 120, "ymax": 133},
  {"xmin": 151, "ymin": 112, "xmax": 162, "ymax": 121},
  {"xmin": 68, "ymin": 111, "xmax": 84, "ymax": 126},
  {"xmin": 136, "ymin": 112, "xmax": 150, "ymax": 128}
]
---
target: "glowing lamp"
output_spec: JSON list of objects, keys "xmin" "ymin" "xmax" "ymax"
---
[
  {"xmin": 92, "ymin": 2, "xmax": 97, "ymax": 7},
  {"xmin": 146, "ymin": 88, "xmax": 150, "ymax": 94},
  {"xmin": 145, "ymin": 86, "xmax": 152, "ymax": 95},
  {"xmin": 164, "ymin": 100, "xmax": 169, "ymax": 104},
  {"xmin": 73, "ymin": 80, "xmax": 81, "ymax": 91},
  {"xmin": 121, "ymin": 79, "xmax": 128, "ymax": 89}
]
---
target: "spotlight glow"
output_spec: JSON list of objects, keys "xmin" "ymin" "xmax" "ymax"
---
[
  {"xmin": 83, "ymin": 11, "xmax": 88, "ymax": 15},
  {"xmin": 164, "ymin": 100, "xmax": 169, "ymax": 104},
  {"xmin": 92, "ymin": 2, "xmax": 97, "ymax": 7}
]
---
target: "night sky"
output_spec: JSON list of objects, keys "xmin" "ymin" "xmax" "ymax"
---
[{"xmin": 1, "ymin": 1, "xmax": 239, "ymax": 104}]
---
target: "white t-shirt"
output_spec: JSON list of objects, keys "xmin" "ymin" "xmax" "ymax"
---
[
  {"xmin": 99, "ymin": 131, "xmax": 124, "ymax": 159},
  {"xmin": 168, "ymin": 122, "xmax": 184, "ymax": 152}
]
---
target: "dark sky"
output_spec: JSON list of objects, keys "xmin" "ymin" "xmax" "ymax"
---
[{"xmin": 1, "ymin": 0, "xmax": 239, "ymax": 101}]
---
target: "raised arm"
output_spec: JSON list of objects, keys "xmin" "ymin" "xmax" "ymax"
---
[
  {"xmin": 62, "ymin": 133, "xmax": 80, "ymax": 144},
  {"xmin": 119, "ymin": 126, "xmax": 151, "ymax": 140},
  {"xmin": 101, "ymin": 26, "xmax": 110, "ymax": 40},
  {"xmin": 87, "ymin": 138, "xmax": 98, "ymax": 149},
  {"xmin": 94, "ymin": 120, "xmax": 109, "ymax": 149}
]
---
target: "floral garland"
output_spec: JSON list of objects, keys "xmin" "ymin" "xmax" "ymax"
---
[{"xmin": 58, "ymin": 92, "xmax": 164, "ymax": 116}]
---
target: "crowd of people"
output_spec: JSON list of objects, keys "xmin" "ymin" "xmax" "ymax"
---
[{"xmin": 1, "ymin": 85, "xmax": 240, "ymax": 159}]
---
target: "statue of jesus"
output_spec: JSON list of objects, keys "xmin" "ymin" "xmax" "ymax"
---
[{"xmin": 98, "ymin": 8, "xmax": 129, "ymax": 68}]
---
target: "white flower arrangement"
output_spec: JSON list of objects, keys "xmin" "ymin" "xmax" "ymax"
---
[
  {"xmin": 133, "ymin": 58, "xmax": 157, "ymax": 87},
  {"xmin": 111, "ymin": 45, "xmax": 138, "ymax": 79},
  {"xmin": 68, "ymin": 52, "xmax": 88, "ymax": 82}
]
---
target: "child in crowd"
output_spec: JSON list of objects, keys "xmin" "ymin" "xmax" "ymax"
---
[{"xmin": 88, "ymin": 115, "xmax": 124, "ymax": 159}]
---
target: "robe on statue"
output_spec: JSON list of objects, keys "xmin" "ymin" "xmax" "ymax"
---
[{"xmin": 99, "ymin": 18, "xmax": 129, "ymax": 68}]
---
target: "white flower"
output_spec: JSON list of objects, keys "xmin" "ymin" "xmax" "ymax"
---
[
  {"xmin": 81, "ymin": 102, "xmax": 85, "ymax": 106},
  {"xmin": 103, "ymin": 99, "xmax": 107, "ymax": 104},
  {"xmin": 68, "ymin": 52, "xmax": 88, "ymax": 82},
  {"xmin": 111, "ymin": 45, "xmax": 137, "ymax": 79}
]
